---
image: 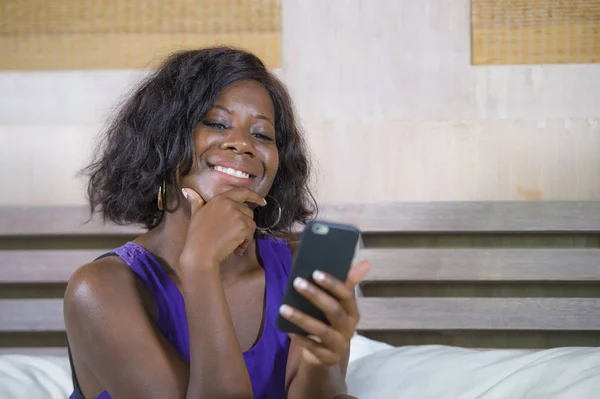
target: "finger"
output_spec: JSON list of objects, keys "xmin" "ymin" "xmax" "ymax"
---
[
  {"xmin": 289, "ymin": 334, "xmax": 340, "ymax": 365},
  {"xmin": 346, "ymin": 259, "xmax": 372, "ymax": 288},
  {"xmin": 181, "ymin": 188, "xmax": 205, "ymax": 213},
  {"xmin": 231, "ymin": 200, "xmax": 255, "ymax": 219},
  {"xmin": 312, "ymin": 270, "xmax": 356, "ymax": 302},
  {"xmin": 293, "ymin": 277, "xmax": 354, "ymax": 334},
  {"xmin": 311, "ymin": 270, "xmax": 359, "ymax": 320},
  {"xmin": 221, "ymin": 187, "xmax": 267, "ymax": 207},
  {"xmin": 234, "ymin": 219, "xmax": 256, "ymax": 256},
  {"xmin": 279, "ymin": 304, "xmax": 346, "ymax": 354}
]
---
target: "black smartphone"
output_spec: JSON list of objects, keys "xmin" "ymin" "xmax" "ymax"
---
[{"xmin": 276, "ymin": 220, "xmax": 361, "ymax": 336}]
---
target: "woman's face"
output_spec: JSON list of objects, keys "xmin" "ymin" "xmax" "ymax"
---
[{"xmin": 180, "ymin": 80, "xmax": 279, "ymax": 202}]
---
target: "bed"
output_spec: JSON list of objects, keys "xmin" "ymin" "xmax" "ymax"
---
[{"xmin": 1, "ymin": 202, "xmax": 600, "ymax": 398}]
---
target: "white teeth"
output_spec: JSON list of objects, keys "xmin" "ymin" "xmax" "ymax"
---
[{"xmin": 213, "ymin": 165, "xmax": 250, "ymax": 179}]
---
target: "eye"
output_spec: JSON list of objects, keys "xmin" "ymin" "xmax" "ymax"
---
[
  {"xmin": 202, "ymin": 120, "xmax": 228, "ymax": 130},
  {"xmin": 252, "ymin": 132, "xmax": 274, "ymax": 142}
]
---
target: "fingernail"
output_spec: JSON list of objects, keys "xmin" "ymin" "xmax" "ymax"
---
[
  {"xmin": 181, "ymin": 188, "xmax": 188, "ymax": 199},
  {"xmin": 263, "ymin": 198, "xmax": 268, "ymax": 205},
  {"xmin": 313, "ymin": 270, "xmax": 326, "ymax": 282},
  {"xmin": 279, "ymin": 304, "xmax": 293, "ymax": 317},
  {"xmin": 293, "ymin": 277, "xmax": 308, "ymax": 290}
]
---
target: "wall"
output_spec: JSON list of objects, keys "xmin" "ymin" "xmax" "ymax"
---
[
  {"xmin": 282, "ymin": 0, "xmax": 600, "ymax": 203},
  {"xmin": 1, "ymin": 0, "xmax": 599, "ymax": 206}
]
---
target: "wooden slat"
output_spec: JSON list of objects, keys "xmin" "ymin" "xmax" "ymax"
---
[
  {"xmin": 12, "ymin": 297, "xmax": 599, "ymax": 333},
  {"xmin": 0, "ymin": 299, "xmax": 64, "ymax": 332},
  {"xmin": 357, "ymin": 248, "xmax": 600, "ymax": 282},
  {"xmin": 3, "ymin": 202, "xmax": 600, "ymax": 235},
  {"xmin": 0, "ymin": 250, "xmax": 105, "ymax": 283},
  {"xmin": 357, "ymin": 298, "xmax": 600, "ymax": 331},
  {"xmin": 0, "ymin": 206, "xmax": 143, "ymax": 236},
  {"xmin": 363, "ymin": 330, "xmax": 600, "ymax": 349},
  {"xmin": 318, "ymin": 202, "xmax": 600, "ymax": 233},
  {"xmin": 0, "ymin": 347, "xmax": 67, "ymax": 357}
]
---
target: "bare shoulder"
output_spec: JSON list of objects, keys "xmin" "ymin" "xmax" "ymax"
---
[
  {"xmin": 63, "ymin": 256, "xmax": 147, "ymax": 328},
  {"xmin": 63, "ymin": 254, "xmax": 189, "ymax": 398},
  {"xmin": 65, "ymin": 255, "xmax": 136, "ymax": 301}
]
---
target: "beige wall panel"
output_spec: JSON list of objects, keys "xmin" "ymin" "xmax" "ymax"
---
[
  {"xmin": 1, "ymin": 122, "xmax": 598, "ymax": 205},
  {"xmin": 282, "ymin": 0, "xmax": 600, "ymax": 121},
  {"xmin": 305, "ymin": 119, "xmax": 600, "ymax": 203},
  {"xmin": 0, "ymin": 69, "xmax": 283, "ymax": 124},
  {"xmin": 0, "ymin": 71, "xmax": 149, "ymax": 125},
  {"xmin": 0, "ymin": 125, "xmax": 100, "ymax": 206},
  {"xmin": 0, "ymin": 120, "xmax": 600, "ymax": 205},
  {"xmin": 1, "ymin": 0, "xmax": 599, "ymax": 205}
]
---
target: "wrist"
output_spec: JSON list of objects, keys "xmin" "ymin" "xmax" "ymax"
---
[
  {"xmin": 179, "ymin": 253, "xmax": 220, "ymax": 275},
  {"xmin": 299, "ymin": 360, "xmax": 347, "ymax": 391}
]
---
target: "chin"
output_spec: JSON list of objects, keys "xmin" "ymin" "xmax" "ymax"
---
[{"xmin": 195, "ymin": 183, "xmax": 263, "ymax": 203}]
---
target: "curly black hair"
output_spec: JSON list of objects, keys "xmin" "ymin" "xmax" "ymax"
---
[{"xmin": 82, "ymin": 47, "xmax": 316, "ymax": 236}]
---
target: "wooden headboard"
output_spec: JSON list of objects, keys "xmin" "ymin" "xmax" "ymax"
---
[{"xmin": 1, "ymin": 202, "xmax": 600, "ymax": 356}]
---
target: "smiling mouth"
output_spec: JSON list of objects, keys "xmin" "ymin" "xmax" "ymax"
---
[{"xmin": 210, "ymin": 165, "xmax": 253, "ymax": 179}]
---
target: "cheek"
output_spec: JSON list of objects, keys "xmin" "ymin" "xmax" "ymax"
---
[
  {"xmin": 266, "ymin": 149, "xmax": 279, "ymax": 179},
  {"xmin": 193, "ymin": 126, "xmax": 216, "ymax": 154}
]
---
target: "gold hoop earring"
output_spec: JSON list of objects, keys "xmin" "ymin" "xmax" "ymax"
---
[{"xmin": 157, "ymin": 181, "xmax": 166, "ymax": 211}]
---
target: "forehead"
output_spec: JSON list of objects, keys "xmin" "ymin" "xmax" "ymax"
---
[{"xmin": 214, "ymin": 80, "xmax": 275, "ymax": 117}]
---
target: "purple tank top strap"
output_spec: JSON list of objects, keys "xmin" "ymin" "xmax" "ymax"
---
[
  {"xmin": 260, "ymin": 236, "xmax": 293, "ymax": 278},
  {"xmin": 113, "ymin": 241, "xmax": 174, "ymax": 335}
]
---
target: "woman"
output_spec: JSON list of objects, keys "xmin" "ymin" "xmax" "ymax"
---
[{"xmin": 64, "ymin": 47, "xmax": 371, "ymax": 399}]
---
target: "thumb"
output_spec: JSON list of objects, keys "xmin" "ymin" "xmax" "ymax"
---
[
  {"xmin": 346, "ymin": 259, "xmax": 371, "ymax": 288},
  {"xmin": 181, "ymin": 188, "xmax": 205, "ymax": 212}
]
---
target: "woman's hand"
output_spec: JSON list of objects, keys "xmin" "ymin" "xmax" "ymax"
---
[
  {"xmin": 180, "ymin": 187, "xmax": 266, "ymax": 267},
  {"xmin": 279, "ymin": 260, "xmax": 371, "ymax": 366}
]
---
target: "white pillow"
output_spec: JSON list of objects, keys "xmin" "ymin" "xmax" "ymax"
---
[
  {"xmin": 346, "ymin": 343, "xmax": 600, "ymax": 399},
  {"xmin": 349, "ymin": 333, "xmax": 393, "ymax": 364},
  {"xmin": 0, "ymin": 355, "xmax": 73, "ymax": 399}
]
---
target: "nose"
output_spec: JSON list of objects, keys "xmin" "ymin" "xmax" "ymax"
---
[{"xmin": 220, "ymin": 127, "xmax": 256, "ymax": 157}]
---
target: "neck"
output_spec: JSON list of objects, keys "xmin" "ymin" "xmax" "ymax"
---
[{"xmin": 137, "ymin": 207, "xmax": 260, "ymax": 279}]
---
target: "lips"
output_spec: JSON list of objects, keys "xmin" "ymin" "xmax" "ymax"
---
[
  {"xmin": 211, "ymin": 165, "xmax": 251, "ymax": 179},
  {"xmin": 206, "ymin": 160, "xmax": 261, "ymax": 180}
]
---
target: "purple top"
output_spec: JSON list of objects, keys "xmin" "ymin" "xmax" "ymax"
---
[{"xmin": 69, "ymin": 237, "xmax": 293, "ymax": 399}]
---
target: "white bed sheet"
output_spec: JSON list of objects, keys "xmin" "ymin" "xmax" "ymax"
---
[
  {"xmin": 347, "ymin": 335, "xmax": 600, "ymax": 399},
  {"xmin": 1, "ymin": 336, "xmax": 599, "ymax": 399},
  {"xmin": 0, "ymin": 355, "xmax": 72, "ymax": 399}
]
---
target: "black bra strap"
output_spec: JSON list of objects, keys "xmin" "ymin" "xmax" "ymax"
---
[
  {"xmin": 67, "ymin": 343, "xmax": 86, "ymax": 399},
  {"xmin": 93, "ymin": 252, "xmax": 117, "ymax": 261}
]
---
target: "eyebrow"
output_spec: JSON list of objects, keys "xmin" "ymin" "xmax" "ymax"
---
[{"xmin": 214, "ymin": 104, "xmax": 272, "ymax": 123}]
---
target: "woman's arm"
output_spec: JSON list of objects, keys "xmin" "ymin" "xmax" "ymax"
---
[
  {"xmin": 179, "ymin": 187, "xmax": 267, "ymax": 398},
  {"xmin": 284, "ymin": 260, "xmax": 371, "ymax": 399},
  {"xmin": 64, "ymin": 259, "xmax": 191, "ymax": 399},
  {"xmin": 180, "ymin": 263, "xmax": 253, "ymax": 398},
  {"xmin": 285, "ymin": 341, "xmax": 349, "ymax": 398},
  {"xmin": 65, "ymin": 187, "xmax": 266, "ymax": 399},
  {"xmin": 65, "ymin": 257, "xmax": 253, "ymax": 399}
]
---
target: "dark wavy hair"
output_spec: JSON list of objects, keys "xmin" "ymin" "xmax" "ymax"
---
[{"xmin": 82, "ymin": 47, "xmax": 316, "ymax": 236}]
